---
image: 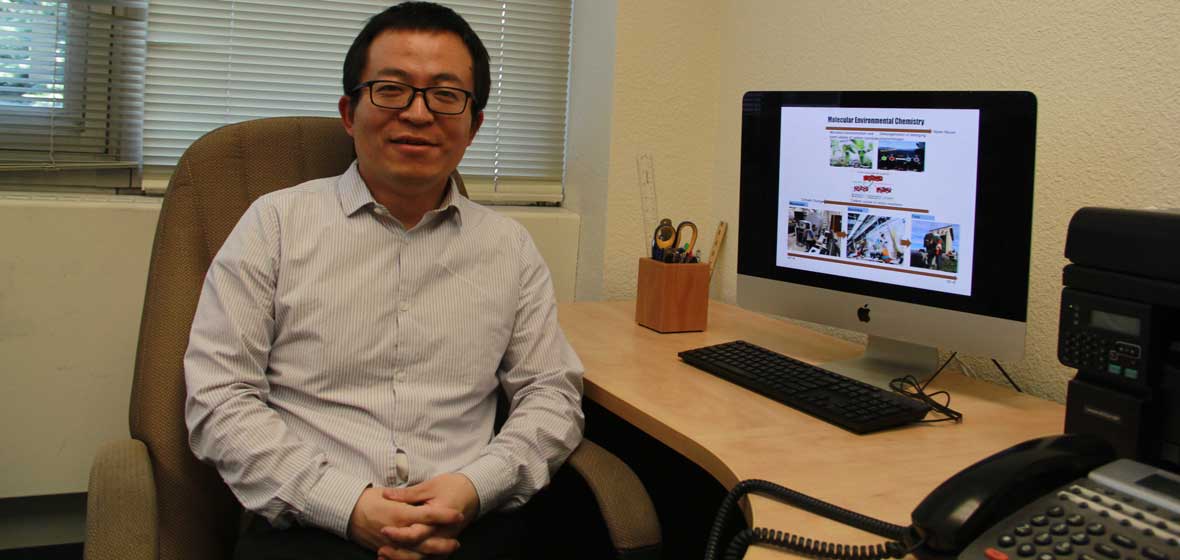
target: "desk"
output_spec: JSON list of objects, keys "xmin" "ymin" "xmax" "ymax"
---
[{"xmin": 559, "ymin": 300, "xmax": 1065, "ymax": 560}]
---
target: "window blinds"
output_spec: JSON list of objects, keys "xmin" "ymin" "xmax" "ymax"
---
[
  {"xmin": 144, "ymin": 0, "xmax": 571, "ymax": 202},
  {"xmin": 0, "ymin": 1, "xmax": 146, "ymax": 186}
]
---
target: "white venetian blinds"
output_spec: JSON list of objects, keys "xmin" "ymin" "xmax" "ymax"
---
[
  {"xmin": 144, "ymin": 0, "xmax": 571, "ymax": 202},
  {"xmin": 0, "ymin": 1, "xmax": 147, "ymax": 188}
]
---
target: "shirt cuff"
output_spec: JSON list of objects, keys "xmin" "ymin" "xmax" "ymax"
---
[
  {"xmin": 301, "ymin": 468, "xmax": 371, "ymax": 539},
  {"xmin": 457, "ymin": 454, "xmax": 514, "ymax": 517}
]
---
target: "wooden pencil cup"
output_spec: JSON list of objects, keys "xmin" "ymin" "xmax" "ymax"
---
[{"xmin": 635, "ymin": 257, "xmax": 710, "ymax": 333}]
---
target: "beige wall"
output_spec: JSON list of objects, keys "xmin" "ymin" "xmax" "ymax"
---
[
  {"xmin": 593, "ymin": 0, "xmax": 1180, "ymax": 401},
  {"xmin": 600, "ymin": 1, "xmax": 722, "ymax": 299}
]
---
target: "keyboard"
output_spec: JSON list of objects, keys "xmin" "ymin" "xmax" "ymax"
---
[{"xmin": 678, "ymin": 340, "xmax": 930, "ymax": 434}]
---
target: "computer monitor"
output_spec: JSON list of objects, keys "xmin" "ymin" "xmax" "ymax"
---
[{"xmin": 737, "ymin": 91, "xmax": 1037, "ymax": 388}]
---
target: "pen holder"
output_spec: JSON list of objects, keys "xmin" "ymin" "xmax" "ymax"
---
[{"xmin": 635, "ymin": 257, "xmax": 710, "ymax": 333}]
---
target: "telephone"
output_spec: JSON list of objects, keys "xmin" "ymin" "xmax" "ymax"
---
[{"xmin": 704, "ymin": 434, "xmax": 1180, "ymax": 560}]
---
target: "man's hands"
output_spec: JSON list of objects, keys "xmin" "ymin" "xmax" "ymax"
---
[
  {"xmin": 376, "ymin": 473, "xmax": 481, "ymax": 560},
  {"xmin": 348, "ymin": 486, "xmax": 463, "ymax": 559}
]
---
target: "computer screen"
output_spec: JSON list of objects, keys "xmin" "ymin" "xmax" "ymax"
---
[{"xmin": 737, "ymin": 91, "xmax": 1037, "ymax": 387}]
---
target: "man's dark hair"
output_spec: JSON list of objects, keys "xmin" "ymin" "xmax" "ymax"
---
[{"xmin": 343, "ymin": 2, "xmax": 490, "ymax": 114}]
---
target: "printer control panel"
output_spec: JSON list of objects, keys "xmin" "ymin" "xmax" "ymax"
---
[{"xmin": 1060, "ymin": 288, "xmax": 1152, "ymax": 388}]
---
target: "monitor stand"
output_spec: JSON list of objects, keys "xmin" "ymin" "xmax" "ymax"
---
[{"xmin": 821, "ymin": 335, "xmax": 940, "ymax": 390}]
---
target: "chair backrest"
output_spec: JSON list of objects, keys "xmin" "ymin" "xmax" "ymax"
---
[{"xmin": 128, "ymin": 116, "xmax": 466, "ymax": 560}]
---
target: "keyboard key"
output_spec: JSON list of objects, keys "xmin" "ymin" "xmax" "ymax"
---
[
  {"xmin": 986, "ymin": 548, "xmax": 1010, "ymax": 560},
  {"xmin": 1094, "ymin": 543, "xmax": 1120, "ymax": 558},
  {"xmin": 1144, "ymin": 547, "xmax": 1169, "ymax": 560},
  {"xmin": 1111, "ymin": 534, "xmax": 1136, "ymax": 549}
]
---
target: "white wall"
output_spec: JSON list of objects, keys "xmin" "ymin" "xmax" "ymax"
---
[{"xmin": 564, "ymin": 0, "xmax": 617, "ymax": 301}]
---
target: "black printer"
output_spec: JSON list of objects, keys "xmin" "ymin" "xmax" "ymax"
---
[{"xmin": 1061, "ymin": 207, "xmax": 1180, "ymax": 469}]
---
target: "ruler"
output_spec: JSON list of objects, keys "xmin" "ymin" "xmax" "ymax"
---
[
  {"xmin": 636, "ymin": 154, "xmax": 659, "ymax": 250},
  {"xmin": 708, "ymin": 221, "xmax": 728, "ymax": 278}
]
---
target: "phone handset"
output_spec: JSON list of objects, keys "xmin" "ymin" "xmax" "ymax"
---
[{"xmin": 704, "ymin": 434, "xmax": 1116, "ymax": 560}]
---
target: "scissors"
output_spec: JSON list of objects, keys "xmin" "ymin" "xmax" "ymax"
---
[
  {"xmin": 651, "ymin": 218, "xmax": 698, "ymax": 262},
  {"xmin": 652, "ymin": 218, "xmax": 676, "ymax": 260}
]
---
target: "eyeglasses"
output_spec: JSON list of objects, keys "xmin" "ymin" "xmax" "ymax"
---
[{"xmin": 352, "ymin": 80, "xmax": 473, "ymax": 115}]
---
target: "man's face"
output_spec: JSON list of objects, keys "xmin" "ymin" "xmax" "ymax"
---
[{"xmin": 339, "ymin": 30, "xmax": 483, "ymax": 195}]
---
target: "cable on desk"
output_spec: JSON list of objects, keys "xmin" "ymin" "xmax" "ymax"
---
[
  {"xmin": 704, "ymin": 479, "xmax": 921, "ymax": 560},
  {"xmin": 889, "ymin": 376, "xmax": 963, "ymax": 424},
  {"xmin": 888, "ymin": 352, "xmax": 963, "ymax": 424}
]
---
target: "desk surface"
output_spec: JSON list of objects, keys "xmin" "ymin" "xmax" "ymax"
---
[{"xmin": 558, "ymin": 300, "xmax": 1065, "ymax": 560}]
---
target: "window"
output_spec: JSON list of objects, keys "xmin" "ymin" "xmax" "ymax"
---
[
  {"xmin": 143, "ymin": 0, "xmax": 572, "ymax": 203},
  {"xmin": 0, "ymin": 0, "xmax": 147, "ymax": 191}
]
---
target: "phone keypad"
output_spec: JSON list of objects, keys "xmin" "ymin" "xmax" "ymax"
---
[
  {"xmin": 1062, "ymin": 481, "xmax": 1180, "ymax": 541},
  {"xmin": 968, "ymin": 478, "xmax": 1180, "ymax": 560}
]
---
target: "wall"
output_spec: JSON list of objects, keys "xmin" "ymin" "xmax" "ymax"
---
[
  {"xmin": 599, "ymin": 0, "xmax": 723, "ymax": 299},
  {"xmin": 592, "ymin": 0, "xmax": 1180, "ymax": 402},
  {"xmin": 565, "ymin": 0, "xmax": 617, "ymax": 301}
]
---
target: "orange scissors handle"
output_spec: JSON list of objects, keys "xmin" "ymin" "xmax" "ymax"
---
[
  {"xmin": 675, "ymin": 221, "xmax": 698, "ymax": 254},
  {"xmin": 653, "ymin": 218, "xmax": 676, "ymax": 250}
]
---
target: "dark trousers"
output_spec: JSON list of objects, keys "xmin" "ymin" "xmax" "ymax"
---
[{"xmin": 234, "ymin": 512, "xmax": 527, "ymax": 560}]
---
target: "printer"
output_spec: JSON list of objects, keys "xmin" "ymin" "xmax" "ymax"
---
[{"xmin": 1061, "ymin": 207, "xmax": 1180, "ymax": 469}]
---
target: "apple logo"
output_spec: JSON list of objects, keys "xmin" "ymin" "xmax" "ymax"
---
[{"xmin": 857, "ymin": 304, "xmax": 871, "ymax": 323}]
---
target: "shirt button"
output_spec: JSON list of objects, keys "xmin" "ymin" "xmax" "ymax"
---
[
  {"xmin": 399, "ymin": 301, "xmax": 409, "ymax": 312},
  {"xmin": 395, "ymin": 369, "xmax": 407, "ymax": 382}
]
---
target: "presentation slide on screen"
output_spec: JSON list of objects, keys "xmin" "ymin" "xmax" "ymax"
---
[{"xmin": 775, "ymin": 106, "xmax": 980, "ymax": 296}]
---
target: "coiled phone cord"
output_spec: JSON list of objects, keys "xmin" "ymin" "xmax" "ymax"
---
[
  {"xmin": 704, "ymin": 479, "xmax": 923, "ymax": 560},
  {"xmin": 722, "ymin": 527, "xmax": 910, "ymax": 560}
]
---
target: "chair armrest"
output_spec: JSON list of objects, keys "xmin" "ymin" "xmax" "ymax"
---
[
  {"xmin": 85, "ymin": 439, "xmax": 158, "ymax": 560},
  {"xmin": 566, "ymin": 439, "xmax": 661, "ymax": 558}
]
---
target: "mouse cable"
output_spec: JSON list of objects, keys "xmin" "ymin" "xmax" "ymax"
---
[
  {"xmin": 889, "ymin": 375, "xmax": 963, "ymax": 424},
  {"xmin": 889, "ymin": 352, "xmax": 963, "ymax": 423}
]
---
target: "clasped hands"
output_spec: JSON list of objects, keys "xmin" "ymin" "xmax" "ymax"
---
[{"xmin": 348, "ymin": 473, "xmax": 480, "ymax": 560}]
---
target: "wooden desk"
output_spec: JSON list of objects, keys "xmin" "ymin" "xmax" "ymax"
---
[{"xmin": 558, "ymin": 300, "xmax": 1065, "ymax": 560}]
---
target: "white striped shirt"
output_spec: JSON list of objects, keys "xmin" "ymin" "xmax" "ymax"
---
[{"xmin": 183, "ymin": 161, "xmax": 585, "ymax": 538}]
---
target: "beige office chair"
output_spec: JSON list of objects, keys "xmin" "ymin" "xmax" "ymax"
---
[{"xmin": 84, "ymin": 116, "xmax": 660, "ymax": 560}]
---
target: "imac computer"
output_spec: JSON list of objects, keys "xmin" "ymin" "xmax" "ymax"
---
[{"xmin": 737, "ymin": 91, "xmax": 1037, "ymax": 389}]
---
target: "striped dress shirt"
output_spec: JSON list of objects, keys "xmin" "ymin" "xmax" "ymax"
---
[{"xmin": 183, "ymin": 161, "xmax": 585, "ymax": 538}]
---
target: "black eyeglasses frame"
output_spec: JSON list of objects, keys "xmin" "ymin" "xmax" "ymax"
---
[{"xmin": 351, "ymin": 80, "xmax": 474, "ymax": 115}]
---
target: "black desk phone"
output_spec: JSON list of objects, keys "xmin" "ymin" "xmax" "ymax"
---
[{"xmin": 705, "ymin": 434, "xmax": 1180, "ymax": 560}]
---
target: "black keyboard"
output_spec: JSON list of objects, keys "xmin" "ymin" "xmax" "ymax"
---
[{"xmin": 678, "ymin": 340, "xmax": 930, "ymax": 434}]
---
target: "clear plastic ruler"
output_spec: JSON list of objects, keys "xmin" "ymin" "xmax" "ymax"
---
[{"xmin": 636, "ymin": 153, "xmax": 659, "ymax": 250}]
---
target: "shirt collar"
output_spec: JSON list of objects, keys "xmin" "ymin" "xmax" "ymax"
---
[
  {"xmin": 337, "ymin": 160, "xmax": 466, "ymax": 226},
  {"xmin": 338, "ymin": 161, "xmax": 374, "ymax": 216}
]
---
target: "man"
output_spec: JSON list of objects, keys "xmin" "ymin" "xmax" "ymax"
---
[{"xmin": 183, "ymin": 3, "xmax": 585, "ymax": 559}]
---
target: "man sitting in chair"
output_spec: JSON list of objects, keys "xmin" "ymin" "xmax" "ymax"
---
[{"xmin": 182, "ymin": 3, "xmax": 584, "ymax": 559}]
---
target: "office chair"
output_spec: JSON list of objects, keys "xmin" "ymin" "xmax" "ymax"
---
[{"xmin": 84, "ymin": 116, "xmax": 661, "ymax": 560}]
